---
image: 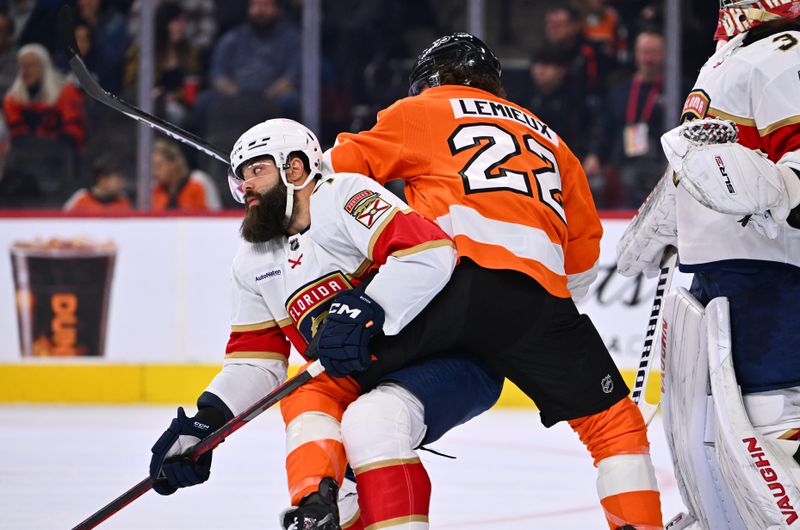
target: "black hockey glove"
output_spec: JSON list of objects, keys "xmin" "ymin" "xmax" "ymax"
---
[
  {"xmin": 149, "ymin": 406, "xmax": 223, "ymax": 495},
  {"xmin": 315, "ymin": 290, "xmax": 385, "ymax": 378}
]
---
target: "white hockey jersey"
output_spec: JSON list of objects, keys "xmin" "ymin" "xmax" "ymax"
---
[
  {"xmin": 206, "ymin": 171, "xmax": 457, "ymax": 415},
  {"xmin": 676, "ymin": 29, "xmax": 800, "ymax": 270}
]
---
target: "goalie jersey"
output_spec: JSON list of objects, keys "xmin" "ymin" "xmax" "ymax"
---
[
  {"xmin": 677, "ymin": 26, "xmax": 800, "ymax": 393},
  {"xmin": 209, "ymin": 172, "xmax": 456, "ymax": 415},
  {"xmin": 677, "ymin": 27, "xmax": 800, "ymax": 270}
]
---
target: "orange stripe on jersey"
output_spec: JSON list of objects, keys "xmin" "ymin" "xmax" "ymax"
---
[
  {"xmin": 225, "ymin": 326, "xmax": 289, "ymax": 359},
  {"xmin": 330, "ymin": 85, "xmax": 602, "ymax": 297},
  {"xmin": 370, "ymin": 209, "xmax": 454, "ymax": 265},
  {"xmin": 454, "ymin": 235, "xmax": 570, "ymax": 297}
]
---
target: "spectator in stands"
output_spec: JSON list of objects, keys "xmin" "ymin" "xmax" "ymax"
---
[
  {"xmin": 195, "ymin": 0, "xmax": 301, "ymax": 134},
  {"xmin": 4, "ymin": 43, "xmax": 85, "ymax": 151},
  {"xmin": 77, "ymin": 0, "xmax": 130, "ymax": 93},
  {"xmin": 595, "ymin": 30, "xmax": 666, "ymax": 208},
  {"xmin": 543, "ymin": 3, "xmax": 601, "ymax": 95},
  {"xmin": 124, "ymin": 1, "xmax": 201, "ymax": 127},
  {"xmin": 526, "ymin": 47, "xmax": 591, "ymax": 159},
  {"xmin": 56, "ymin": 18, "xmax": 96, "ymax": 84},
  {"xmin": 0, "ymin": 44, "xmax": 85, "ymax": 206},
  {"xmin": 151, "ymin": 139, "xmax": 220, "ymax": 211},
  {"xmin": 64, "ymin": 154, "xmax": 132, "ymax": 212},
  {"xmin": 583, "ymin": 0, "xmax": 628, "ymax": 74},
  {"xmin": 128, "ymin": 0, "xmax": 217, "ymax": 57},
  {"xmin": 0, "ymin": 14, "xmax": 17, "ymax": 97}
]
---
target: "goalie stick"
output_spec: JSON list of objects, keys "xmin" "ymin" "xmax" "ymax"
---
[
  {"xmin": 57, "ymin": 5, "xmax": 228, "ymax": 164},
  {"xmin": 630, "ymin": 245, "xmax": 677, "ymax": 425},
  {"xmin": 70, "ymin": 360, "xmax": 326, "ymax": 530}
]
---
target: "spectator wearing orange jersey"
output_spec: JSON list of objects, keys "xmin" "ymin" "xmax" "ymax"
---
[
  {"xmin": 64, "ymin": 155, "xmax": 132, "ymax": 212},
  {"xmin": 150, "ymin": 139, "xmax": 220, "ymax": 211},
  {"xmin": 3, "ymin": 43, "xmax": 86, "ymax": 151},
  {"xmin": 583, "ymin": 0, "xmax": 629, "ymax": 71}
]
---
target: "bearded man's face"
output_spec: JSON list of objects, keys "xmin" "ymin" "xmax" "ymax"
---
[{"xmin": 240, "ymin": 179, "xmax": 290, "ymax": 243}]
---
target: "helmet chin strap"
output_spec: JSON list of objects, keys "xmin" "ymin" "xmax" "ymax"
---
[{"xmin": 284, "ymin": 182, "xmax": 296, "ymax": 226}]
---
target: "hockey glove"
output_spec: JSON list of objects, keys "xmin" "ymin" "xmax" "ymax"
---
[
  {"xmin": 315, "ymin": 290, "xmax": 385, "ymax": 378},
  {"xmin": 149, "ymin": 406, "xmax": 221, "ymax": 495}
]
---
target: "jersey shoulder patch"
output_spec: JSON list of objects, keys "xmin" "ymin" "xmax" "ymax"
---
[
  {"xmin": 344, "ymin": 188, "xmax": 392, "ymax": 228},
  {"xmin": 681, "ymin": 88, "xmax": 711, "ymax": 123}
]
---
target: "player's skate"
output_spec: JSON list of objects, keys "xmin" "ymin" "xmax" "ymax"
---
[{"xmin": 281, "ymin": 477, "xmax": 341, "ymax": 530}]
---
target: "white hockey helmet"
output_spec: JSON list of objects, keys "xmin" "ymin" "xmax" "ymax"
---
[
  {"xmin": 228, "ymin": 118, "xmax": 322, "ymax": 204},
  {"xmin": 716, "ymin": 0, "xmax": 800, "ymax": 40}
]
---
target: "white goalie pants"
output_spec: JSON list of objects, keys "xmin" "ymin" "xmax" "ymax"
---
[{"xmin": 662, "ymin": 287, "xmax": 800, "ymax": 529}]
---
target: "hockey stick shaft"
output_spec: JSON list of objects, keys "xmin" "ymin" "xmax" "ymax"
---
[
  {"xmin": 57, "ymin": 5, "xmax": 228, "ymax": 164},
  {"xmin": 71, "ymin": 360, "xmax": 325, "ymax": 530},
  {"xmin": 630, "ymin": 245, "xmax": 677, "ymax": 425}
]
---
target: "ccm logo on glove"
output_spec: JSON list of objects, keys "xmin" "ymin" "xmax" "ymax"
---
[{"xmin": 329, "ymin": 302, "xmax": 363, "ymax": 319}]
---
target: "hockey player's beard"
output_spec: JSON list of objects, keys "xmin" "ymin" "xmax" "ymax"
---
[{"xmin": 240, "ymin": 182, "xmax": 290, "ymax": 243}]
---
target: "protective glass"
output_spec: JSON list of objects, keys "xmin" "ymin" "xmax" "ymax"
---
[
  {"xmin": 227, "ymin": 169, "xmax": 246, "ymax": 203},
  {"xmin": 228, "ymin": 159, "xmax": 279, "ymax": 203}
]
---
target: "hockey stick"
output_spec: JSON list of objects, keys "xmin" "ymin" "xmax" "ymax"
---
[
  {"xmin": 70, "ymin": 360, "xmax": 325, "ymax": 530},
  {"xmin": 630, "ymin": 245, "xmax": 678, "ymax": 425},
  {"xmin": 57, "ymin": 5, "xmax": 228, "ymax": 164}
]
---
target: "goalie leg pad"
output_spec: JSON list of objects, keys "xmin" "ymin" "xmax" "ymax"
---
[
  {"xmin": 706, "ymin": 297, "xmax": 800, "ymax": 528},
  {"xmin": 743, "ymin": 387, "xmax": 800, "ymax": 489},
  {"xmin": 661, "ymin": 287, "xmax": 745, "ymax": 530}
]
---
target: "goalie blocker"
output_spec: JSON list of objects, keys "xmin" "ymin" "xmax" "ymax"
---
[{"xmin": 662, "ymin": 288, "xmax": 800, "ymax": 528}]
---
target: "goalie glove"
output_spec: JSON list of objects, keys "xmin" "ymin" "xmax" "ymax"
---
[
  {"xmin": 661, "ymin": 118, "xmax": 800, "ymax": 238},
  {"xmin": 617, "ymin": 170, "xmax": 677, "ymax": 278}
]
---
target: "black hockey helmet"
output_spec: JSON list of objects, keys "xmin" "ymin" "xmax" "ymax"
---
[{"xmin": 408, "ymin": 32, "xmax": 502, "ymax": 96}]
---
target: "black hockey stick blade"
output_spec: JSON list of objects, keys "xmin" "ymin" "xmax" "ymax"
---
[
  {"xmin": 57, "ymin": 5, "xmax": 228, "ymax": 164},
  {"xmin": 70, "ymin": 361, "xmax": 325, "ymax": 530}
]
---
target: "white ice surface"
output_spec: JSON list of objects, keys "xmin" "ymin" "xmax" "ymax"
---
[{"xmin": 0, "ymin": 406, "xmax": 686, "ymax": 529}]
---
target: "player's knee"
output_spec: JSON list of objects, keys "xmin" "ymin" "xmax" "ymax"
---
[
  {"xmin": 280, "ymin": 389, "xmax": 303, "ymax": 426},
  {"xmin": 341, "ymin": 386, "xmax": 420, "ymax": 469},
  {"xmin": 569, "ymin": 398, "xmax": 650, "ymax": 465}
]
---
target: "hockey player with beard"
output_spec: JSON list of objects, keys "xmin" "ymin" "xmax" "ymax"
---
[
  {"xmin": 146, "ymin": 118, "xmax": 503, "ymax": 530},
  {"xmin": 617, "ymin": 1, "xmax": 800, "ymax": 528}
]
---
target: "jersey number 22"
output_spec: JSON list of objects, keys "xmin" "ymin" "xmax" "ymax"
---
[{"xmin": 447, "ymin": 123, "xmax": 566, "ymax": 223}]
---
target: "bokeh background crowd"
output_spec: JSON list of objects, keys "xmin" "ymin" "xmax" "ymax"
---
[{"xmin": 0, "ymin": 0, "xmax": 719, "ymax": 212}]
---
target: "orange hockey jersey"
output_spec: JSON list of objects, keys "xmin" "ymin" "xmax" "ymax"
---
[{"xmin": 326, "ymin": 85, "xmax": 602, "ymax": 298}]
